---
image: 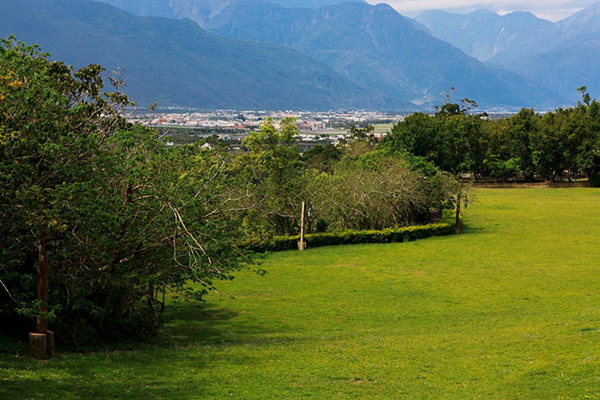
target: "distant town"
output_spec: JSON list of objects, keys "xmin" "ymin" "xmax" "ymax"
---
[
  {"xmin": 128, "ymin": 110, "xmax": 407, "ymax": 149},
  {"xmin": 128, "ymin": 109, "xmax": 520, "ymax": 149}
]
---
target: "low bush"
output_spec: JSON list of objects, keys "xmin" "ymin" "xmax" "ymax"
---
[{"xmin": 246, "ymin": 223, "xmax": 454, "ymax": 253}]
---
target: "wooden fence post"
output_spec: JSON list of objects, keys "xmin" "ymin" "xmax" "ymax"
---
[{"xmin": 298, "ymin": 201, "xmax": 307, "ymax": 251}]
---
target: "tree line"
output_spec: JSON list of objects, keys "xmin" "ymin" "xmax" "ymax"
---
[{"xmin": 381, "ymin": 94, "xmax": 600, "ymax": 184}]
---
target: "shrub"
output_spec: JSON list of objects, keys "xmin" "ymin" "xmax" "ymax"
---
[{"xmin": 315, "ymin": 218, "xmax": 329, "ymax": 233}]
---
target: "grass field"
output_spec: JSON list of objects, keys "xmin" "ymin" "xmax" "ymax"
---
[{"xmin": 2, "ymin": 189, "xmax": 600, "ymax": 399}]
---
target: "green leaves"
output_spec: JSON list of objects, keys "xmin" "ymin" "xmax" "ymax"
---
[
  {"xmin": 384, "ymin": 95, "xmax": 600, "ymax": 182},
  {"xmin": 0, "ymin": 39, "xmax": 255, "ymax": 345}
]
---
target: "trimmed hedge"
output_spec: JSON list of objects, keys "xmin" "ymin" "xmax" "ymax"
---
[{"xmin": 246, "ymin": 223, "xmax": 454, "ymax": 253}]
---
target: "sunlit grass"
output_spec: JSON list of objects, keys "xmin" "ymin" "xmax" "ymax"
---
[{"xmin": 2, "ymin": 189, "xmax": 600, "ymax": 399}]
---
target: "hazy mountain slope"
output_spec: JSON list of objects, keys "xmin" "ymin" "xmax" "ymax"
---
[
  {"xmin": 415, "ymin": 2, "xmax": 600, "ymax": 101},
  {"xmin": 489, "ymin": 1, "xmax": 600, "ymax": 64},
  {"xmin": 1, "ymin": 0, "xmax": 395, "ymax": 110},
  {"xmin": 488, "ymin": 1, "xmax": 600, "ymax": 101},
  {"xmin": 556, "ymin": 1, "xmax": 600, "ymax": 40},
  {"xmin": 205, "ymin": 1, "xmax": 559, "ymax": 108},
  {"xmin": 81, "ymin": 0, "xmax": 176, "ymax": 17},
  {"xmin": 502, "ymin": 37, "xmax": 600, "ymax": 100},
  {"xmin": 416, "ymin": 9, "xmax": 553, "ymax": 62}
]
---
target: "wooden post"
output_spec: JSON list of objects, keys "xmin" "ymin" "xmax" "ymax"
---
[
  {"xmin": 455, "ymin": 189, "xmax": 461, "ymax": 234},
  {"xmin": 298, "ymin": 201, "xmax": 307, "ymax": 251}
]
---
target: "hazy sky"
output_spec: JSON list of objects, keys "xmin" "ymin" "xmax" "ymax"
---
[{"xmin": 369, "ymin": 0, "xmax": 599, "ymax": 21}]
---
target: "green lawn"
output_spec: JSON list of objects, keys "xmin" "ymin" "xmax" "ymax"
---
[{"xmin": 2, "ymin": 189, "xmax": 600, "ymax": 399}]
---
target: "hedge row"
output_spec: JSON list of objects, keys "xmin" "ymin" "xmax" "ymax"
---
[{"xmin": 246, "ymin": 223, "xmax": 455, "ymax": 253}]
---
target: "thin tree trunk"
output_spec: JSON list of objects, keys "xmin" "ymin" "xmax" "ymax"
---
[{"xmin": 37, "ymin": 229, "xmax": 49, "ymax": 333}]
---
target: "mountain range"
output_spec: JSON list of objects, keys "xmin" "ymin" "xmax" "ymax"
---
[
  {"xmin": 3, "ymin": 0, "xmax": 598, "ymax": 110},
  {"xmin": 59, "ymin": 0, "xmax": 559, "ymax": 109},
  {"xmin": 205, "ymin": 1, "xmax": 559, "ymax": 108},
  {"xmin": 417, "ymin": 3, "xmax": 600, "ymax": 101},
  {"xmin": 1, "ymin": 0, "xmax": 394, "ymax": 110}
]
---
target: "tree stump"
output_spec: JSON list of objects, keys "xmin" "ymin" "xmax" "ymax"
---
[{"xmin": 29, "ymin": 333, "xmax": 47, "ymax": 360}]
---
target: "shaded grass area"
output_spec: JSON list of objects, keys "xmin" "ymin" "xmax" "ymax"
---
[{"xmin": 2, "ymin": 189, "xmax": 600, "ymax": 399}]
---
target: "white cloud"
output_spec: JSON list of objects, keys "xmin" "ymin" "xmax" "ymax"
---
[{"xmin": 367, "ymin": 0, "xmax": 598, "ymax": 21}]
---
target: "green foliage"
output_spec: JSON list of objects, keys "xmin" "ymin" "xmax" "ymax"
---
[
  {"xmin": 237, "ymin": 121, "xmax": 457, "ymax": 236},
  {"xmin": 315, "ymin": 218, "xmax": 329, "ymax": 233},
  {"xmin": 381, "ymin": 110, "xmax": 487, "ymax": 174},
  {"xmin": 247, "ymin": 223, "xmax": 454, "ymax": 252},
  {"xmin": 348, "ymin": 123, "xmax": 376, "ymax": 145},
  {"xmin": 237, "ymin": 118, "xmax": 306, "ymax": 236},
  {"xmin": 0, "ymin": 38, "xmax": 254, "ymax": 345},
  {"xmin": 383, "ymin": 95, "xmax": 600, "ymax": 182},
  {"xmin": 302, "ymin": 144, "xmax": 342, "ymax": 173}
]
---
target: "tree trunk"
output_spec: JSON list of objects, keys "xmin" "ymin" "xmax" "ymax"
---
[{"xmin": 37, "ymin": 229, "xmax": 49, "ymax": 334}]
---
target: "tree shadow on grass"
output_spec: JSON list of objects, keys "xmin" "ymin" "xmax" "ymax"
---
[
  {"xmin": 0, "ymin": 350, "xmax": 229, "ymax": 400},
  {"xmin": 154, "ymin": 304, "xmax": 244, "ymax": 346},
  {"xmin": 153, "ymin": 302, "xmax": 298, "ymax": 349},
  {"xmin": 0, "ymin": 302, "xmax": 282, "ymax": 399},
  {"xmin": 460, "ymin": 223, "xmax": 486, "ymax": 234}
]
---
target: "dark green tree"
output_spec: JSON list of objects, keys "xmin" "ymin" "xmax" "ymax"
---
[{"xmin": 0, "ymin": 38, "xmax": 254, "ymax": 344}]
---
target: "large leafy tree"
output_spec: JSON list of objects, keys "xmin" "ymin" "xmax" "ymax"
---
[
  {"xmin": 0, "ymin": 38, "xmax": 254, "ymax": 345},
  {"xmin": 382, "ymin": 107, "xmax": 487, "ymax": 174}
]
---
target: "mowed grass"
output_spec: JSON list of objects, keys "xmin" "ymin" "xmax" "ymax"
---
[{"xmin": 2, "ymin": 189, "xmax": 600, "ymax": 399}]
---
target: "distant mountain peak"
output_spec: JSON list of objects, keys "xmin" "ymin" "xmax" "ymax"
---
[
  {"xmin": 503, "ymin": 11, "xmax": 539, "ymax": 19},
  {"xmin": 557, "ymin": 0, "xmax": 600, "ymax": 37},
  {"xmin": 202, "ymin": 0, "xmax": 559, "ymax": 108}
]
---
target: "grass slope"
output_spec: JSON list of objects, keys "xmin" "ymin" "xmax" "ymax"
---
[{"xmin": 2, "ymin": 189, "xmax": 600, "ymax": 399}]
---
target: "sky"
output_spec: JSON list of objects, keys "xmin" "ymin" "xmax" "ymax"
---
[{"xmin": 368, "ymin": 0, "xmax": 599, "ymax": 21}]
